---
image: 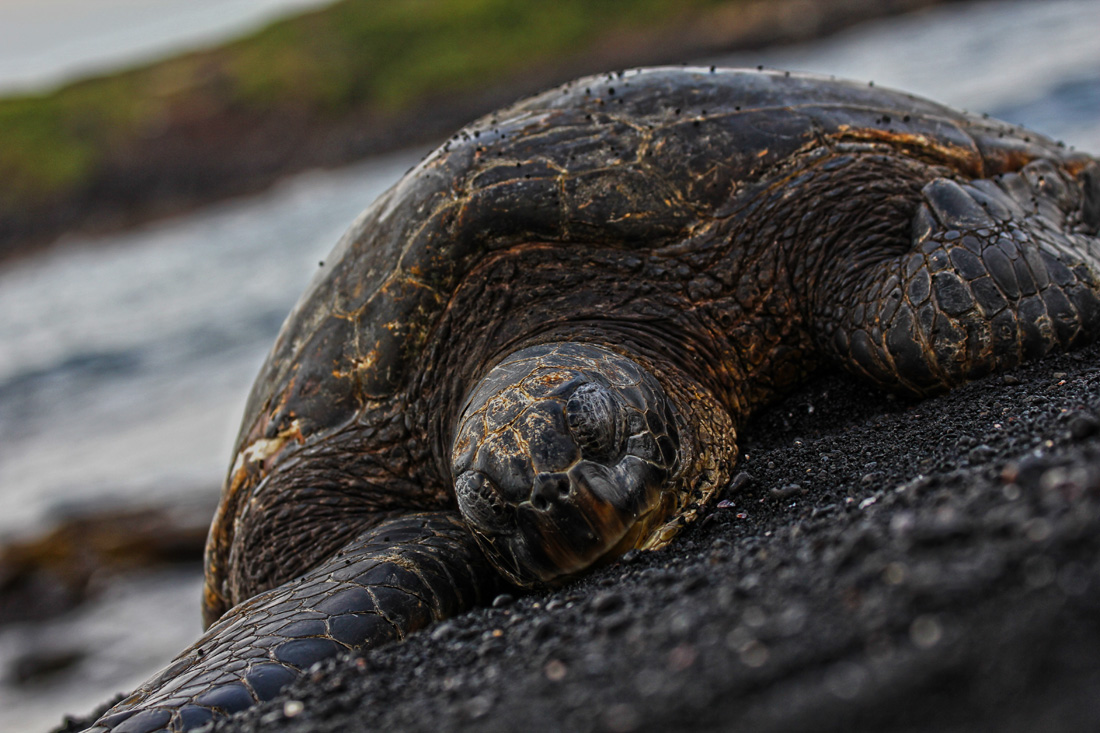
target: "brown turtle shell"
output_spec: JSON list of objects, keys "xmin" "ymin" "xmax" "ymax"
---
[{"xmin": 205, "ymin": 67, "xmax": 1092, "ymax": 622}]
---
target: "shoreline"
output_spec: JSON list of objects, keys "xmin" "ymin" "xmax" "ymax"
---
[{"xmin": 0, "ymin": 0, "xmax": 965, "ymax": 265}]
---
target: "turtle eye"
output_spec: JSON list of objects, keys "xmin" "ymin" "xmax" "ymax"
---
[{"xmin": 565, "ymin": 382, "xmax": 623, "ymax": 463}]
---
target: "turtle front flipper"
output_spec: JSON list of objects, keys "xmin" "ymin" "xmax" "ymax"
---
[
  {"xmin": 82, "ymin": 512, "xmax": 500, "ymax": 733},
  {"xmin": 815, "ymin": 159, "xmax": 1100, "ymax": 395}
]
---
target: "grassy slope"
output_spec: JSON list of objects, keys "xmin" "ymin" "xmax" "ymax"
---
[{"xmin": 0, "ymin": 0, "xmax": 730, "ymax": 209}]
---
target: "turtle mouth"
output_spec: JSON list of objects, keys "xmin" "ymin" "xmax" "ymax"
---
[{"xmin": 455, "ymin": 456, "xmax": 669, "ymax": 587}]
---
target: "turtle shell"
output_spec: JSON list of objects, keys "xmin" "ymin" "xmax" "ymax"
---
[
  {"xmin": 236, "ymin": 67, "xmax": 1079, "ymax": 446},
  {"xmin": 205, "ymin": 66, "xmax": 1086, "ymax": 620}
]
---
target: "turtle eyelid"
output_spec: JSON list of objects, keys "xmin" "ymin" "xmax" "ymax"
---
[{"xmin": 565, "ymin": 383, "xmax": 623, "ymax": 462}]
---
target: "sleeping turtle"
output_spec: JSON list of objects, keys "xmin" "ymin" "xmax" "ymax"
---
[{"xmin": 84, "ymin": 67, "xmax": 1100, "ymax": 732}]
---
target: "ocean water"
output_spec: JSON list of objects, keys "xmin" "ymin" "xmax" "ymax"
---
[
  {"xmin": 2, "ymin": 0, "xmax": 1099, "ymax": 729},
  {"xmin": 0, "ymin": 151, "xmax": 424, "ymax": 539}
]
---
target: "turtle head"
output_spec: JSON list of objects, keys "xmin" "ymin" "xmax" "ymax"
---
[{"xmin": 452, "ymin": 342, "xmax": 680, "ymax": 587}]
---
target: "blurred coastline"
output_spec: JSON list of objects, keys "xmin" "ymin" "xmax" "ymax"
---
[
  {"xmin": 0, "ymin": 0, "xmax": 1098, "ymax": 730},
  {"xmin": 0, "ymin": 0, "xmax": 332, "ymax": 95},
  {"xmin": 0, "ymin": 0, "xmax": 964, "ymax": 264}
]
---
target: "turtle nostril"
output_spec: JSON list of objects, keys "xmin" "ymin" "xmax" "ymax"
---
[{"xmin": 531, "ymin": 473, "xmax": 571, "ymax": 511}]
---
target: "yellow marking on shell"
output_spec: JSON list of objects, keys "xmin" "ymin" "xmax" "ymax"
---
[
  {"xmin": 332, "ymin": 349, "xmax": 380, "ymax": 380},
  {"xmin": 229, "ymin": 418, "xmax": 304, "ymax": 479},
  {"xmin": 831, "ymin": 127, "xmax": 982, "ymax": 174}
]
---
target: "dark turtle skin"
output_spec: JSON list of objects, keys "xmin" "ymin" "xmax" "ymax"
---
[{"xmin": 83, "ymin": 67, "xmax": 1100, "ymax": 732}]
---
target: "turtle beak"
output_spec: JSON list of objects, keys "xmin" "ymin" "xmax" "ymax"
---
[
  {"xmin": 459, "ymin": 457, "xmax": 667, "ymax": 588},
  {"xmin": 455, "ymin": 470, "xmax": 515, "ymax": 534}
]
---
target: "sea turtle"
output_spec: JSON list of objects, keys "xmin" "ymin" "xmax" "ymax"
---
[{"xmin": 84, "ymin": 67, "xmax": 1100, "ymax": 732}]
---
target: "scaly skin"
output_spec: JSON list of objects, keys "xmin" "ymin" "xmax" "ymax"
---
[{"xmin": 83, "ymin": 68, "xmax": 1100, "ymax": 731}]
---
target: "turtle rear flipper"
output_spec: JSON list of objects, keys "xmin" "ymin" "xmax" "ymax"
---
[
  {"xmin": 83, "ymin": 512, "xmax": 500, "ymax": 732},
  {"xmin": 816, "ymin": 159, "xmax": 1100, "ymax": 396}
]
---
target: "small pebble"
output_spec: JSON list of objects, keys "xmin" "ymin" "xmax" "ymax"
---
[
  {"xmin": 463, "ymin": 694, "xmax": 492, "ymax": 719},
  {"xmin": 603, "ymin": 703, "xmax": 641, "ymax": 732},
  {"xmin": 1068, "ymin": 412, "xmax": 1100, "ymax": 439},
  {"xmin": 544, "ymin": 659, "xmax": 567, "ymax": 681},
  {"xmin": 729, "ymin": 471, "xmax": 753, "ymax": 493},
  {"xmin": 430, "ymin": 621, "xmax": 457, "ymax": 641},
  {"xmin": 530, "ymin": 619, "xmax": 556, "ymax": 642},
  {"xmin": 771, "ymin": 483, "xmax": 802, "ymax": 499},
  {"xmin": 738, "ymin": 640, "xmax": 769, "ymax": 668},
  {"xmin": 594, "ymin": 592, "xmax": 625, "ymax": 615},
  {"xmin": 968, "ymin": 444, "xmax": 994, "ymax": 463},
  {"xmin": 668, "ymin": 643, "xmax": 697, "ymax": 671},
  {"xmin": 909, "ymin": 615, "xmax": 943, "ymax": 649}
]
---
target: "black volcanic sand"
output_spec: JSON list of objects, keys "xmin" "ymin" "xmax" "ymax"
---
[{"xmin": 66, "ymin": 343, "xmax": 1100, "ymax": 732}]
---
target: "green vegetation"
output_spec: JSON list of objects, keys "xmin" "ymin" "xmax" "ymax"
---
[{"xmin": 0, "ymin": 0, "xmax": 734, "ymax": 207}]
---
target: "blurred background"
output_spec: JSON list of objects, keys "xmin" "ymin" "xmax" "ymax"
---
[{"xmin": 0, "ymin": 0, "xmax": 1098, "ymax": 729}]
